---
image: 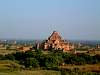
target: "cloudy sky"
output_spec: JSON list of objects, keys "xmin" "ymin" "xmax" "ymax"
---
[{"xmin": 0, "ymin": 0, "xmax": 100, "ymax": 40}]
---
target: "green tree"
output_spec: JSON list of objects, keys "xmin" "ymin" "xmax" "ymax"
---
[
  {"xmin": 25, "ymin": 50, "xmax": 34, "ymax": 58},
  {"xmin": 5, "ymin": 54, "xmax": 15, "ymax": 60},
  {"xmin": 24, "ymin": 58, "xmax": 39, "ymax": 68},
  {"xmin": 44, "ymin": 53, "xmax": 63, "ymax": 68}
]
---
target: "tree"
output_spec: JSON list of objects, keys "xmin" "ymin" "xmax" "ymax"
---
[
  {"xmin": 45, "ymin": 55, "xmax": 58, "ymax": 68},
  {"xmin": 44, "ymin": 53, "xmax": 63, "ymax": 68},
  {"xmin": 25, "ymin": 50, "xmax": 34, "ymax": 58},
  {"xmin": 13, "ymin": 52, "xmax": 25, "ymax": 60},
  {"xmin": 24, "ymin": 58, "xmax": 39, "ymax": 68},
  {"xmin": 0, "ymin": 54, "xmax": 4, "ymax": 60},
  {"xmin": 5, "ymin": 54, "xmax": 15, "ymax": 60},
  {"xmin": 6, "ymin": 45, "xmax": 10, "ymax": 50}
]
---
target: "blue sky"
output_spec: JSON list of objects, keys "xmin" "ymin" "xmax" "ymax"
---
[{"xmin": 0, "ymin": 0, "xmax": 100, "ymax": 40}]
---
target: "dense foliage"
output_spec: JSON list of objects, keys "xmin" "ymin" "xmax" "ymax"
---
[{"xmin": 1, "ymin": 49, "xmax": 100, "ymax": 69}]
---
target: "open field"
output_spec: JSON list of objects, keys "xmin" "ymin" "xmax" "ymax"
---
[
  {"xmin": 59, "ymin": 64, "xmax": 100, "ymax": 72},
  {"xmin": 0, "ymin": 49, "xmax": 16, "ymax": 55},
  {"xmin": 0, "ymin": 60, "xmax": 22, "ymax": 72},
  {"xmin": 0, "ymin": 70, "xmax": 61, "ymax": 75}
]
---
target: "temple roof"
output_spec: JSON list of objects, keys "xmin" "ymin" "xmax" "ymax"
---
[{"xmin": 48, "ymin": 31, "xmax": 62, "ymax": 40}]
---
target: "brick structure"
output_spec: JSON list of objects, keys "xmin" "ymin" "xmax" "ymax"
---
[
  {"xmin": 42, "ymin": 31, "xmax": 74, "ymax": 52},
  {"xmin": 17, "ymin": 46, "xmax": 33, "ymax": 52}
]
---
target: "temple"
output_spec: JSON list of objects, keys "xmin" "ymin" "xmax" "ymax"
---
[{"xmin": 41, "ymin": 31, "xmax": 74, "ymax": 52}]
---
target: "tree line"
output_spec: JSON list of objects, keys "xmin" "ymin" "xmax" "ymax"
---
[{"xmin": 0, "ymin": 49, "xmax": 100, "ymax": 69}]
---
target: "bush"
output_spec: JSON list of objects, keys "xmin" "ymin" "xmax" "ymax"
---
[
  {"xmin": 0, "ymin": 54, "xmax": 4, "ymax": 60},
  {"xmin": 5, "ymin": 54, "xmax": 15, "ymax": 60},
  {"xmin": 24, "ymin": 58, "xmax": 39, "ymax": 68}
]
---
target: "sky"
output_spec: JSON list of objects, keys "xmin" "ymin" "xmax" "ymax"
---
[{"xmin": 0, "ymin": 0, "xmax": 100, "ymax": 40}]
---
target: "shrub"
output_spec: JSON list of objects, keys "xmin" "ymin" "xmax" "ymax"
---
[{"xmin": 24, "ymin": 58, "xmax": 39, "ymax": 68}]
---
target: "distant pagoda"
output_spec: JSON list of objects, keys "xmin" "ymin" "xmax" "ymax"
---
[{"xmin": 42, "ymin": 31, "xmax": 74, "ymax": 52}]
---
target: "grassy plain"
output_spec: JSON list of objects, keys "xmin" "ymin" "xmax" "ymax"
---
[
  {"xmin": 0, "ymin": 70, "xmax": 61, "ymax": 75},
  {"xmin": 0, "ymin": 49, "xmax": 16, "ymax": 55}
]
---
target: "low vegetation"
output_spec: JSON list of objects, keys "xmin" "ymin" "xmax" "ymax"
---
[
  {"xmin": 0, "ymin": 49, "xmax": 16, "ymax": 55},
  {"xmin": 0, "ymin": 49, "xmax": 100, "ymax": 75}
]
